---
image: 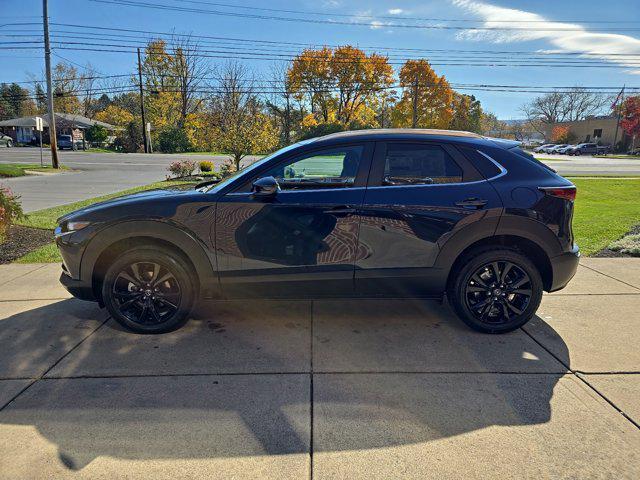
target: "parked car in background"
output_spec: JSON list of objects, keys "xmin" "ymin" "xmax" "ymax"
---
[
  {"xmin": 57, "ymin": 135, "xmax": 86, "ymax": 150},
  {"xmin": 533, "ymin": 144, "xmax": 554, "ymax": 153},
  {"xmin": 0, "ymin": 134, "xmax": 13, "ymax": 147},
  {"xmin": 55, "ymin": 129, "xmax": 579, "ymax": 335},
  {"xmin": 594, "ymin": 145, "xmax": 612, "ymax": 156},
  {"xmin": 547, "ymin": 144, "xmax": 568, "ymax": 154},
  {"xmin": 566, "ymin": 143, "xmax": 597, "ymax": 155},
  {"xmin": 556, "ymin": 145, "xmax": 576, "ymax": 154}
]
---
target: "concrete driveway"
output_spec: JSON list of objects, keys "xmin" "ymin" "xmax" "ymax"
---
[{"xmin": 0, "ymin": 259, "xmax": 639, "ymax": 479}]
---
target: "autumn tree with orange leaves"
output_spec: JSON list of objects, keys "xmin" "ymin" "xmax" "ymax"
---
[
  {"xmin": 287, "ymin": 46, "xmax": 394, "ymax": 126},
  {"xmin": 391, "ymin": 59, "xmax": 454, "ymax": 129}
]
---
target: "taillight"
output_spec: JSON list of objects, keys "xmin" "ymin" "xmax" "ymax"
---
[{"xmin": 539, "ymin": 186, "xmax": 577, "ymax": 201}]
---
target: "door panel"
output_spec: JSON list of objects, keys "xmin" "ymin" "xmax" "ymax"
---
[
  {"xmin": 214, "ymin": 142, "xmax": 373, "ymax": 298},
  {"xmin": 355, "ymin": 141, "xmax": 503, "ymax": 296},
  {"xmin": 216, "ymin": 189, "xmax": 366, "ymax": 297}
]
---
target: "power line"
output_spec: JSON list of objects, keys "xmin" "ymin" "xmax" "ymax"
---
[
  {"xmin": 46, "ymin": 23, "xmax": 640, "ymax": 57},
  {"xmin": 166, "ymin": 0, "xmax": 640, "ymax": 24},
  {"xmin": 88, "ymin": 0, "xmax": 640, "ymax": 32}
]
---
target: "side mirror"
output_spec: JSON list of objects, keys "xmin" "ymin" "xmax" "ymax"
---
[{"xmin": 251, "ymin": 176, "xmax": 280, "ymax": 199}]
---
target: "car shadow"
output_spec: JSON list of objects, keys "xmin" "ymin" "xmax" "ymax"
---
[{"xmin": 0, "ymin": 298, "xmax": 570, "ymax": 470}]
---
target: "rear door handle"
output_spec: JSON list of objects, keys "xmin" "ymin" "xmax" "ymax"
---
[{"xmin": 455, "ymin": 198, "xmax": 488, "ymax": 209}]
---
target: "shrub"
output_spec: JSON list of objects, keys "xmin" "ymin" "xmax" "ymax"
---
[
  {"xmin": 157, "ymin": 127, "xmax": 191, "ymax": 153},
  {"xmin": 199, "ymin": 160, "xmax": 213, "ymax": 172},
  {"xmin": 167, "ymin": 160, "xmax": 197, "ymax": 179},
  {"xmin": 609, "ymin": 234, "xmax": 640, "ymax": 256},
  {"xmin": 0, "ymin": 184, "xmax": 24, "ymax": 242},
  {"xmin": 219, "ymin": 160, "xmax": 236, "ymax": 178},
  {"xmin": 85, "ymin": 124, "xmax": 109, "ymax": 145}
]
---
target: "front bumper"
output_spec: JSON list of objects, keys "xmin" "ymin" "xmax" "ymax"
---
[
  {"xmin": 548, "ymin": 244, "xmax": 580, "ymax": 292},
  {"xmin": 59, "ymin": 268, "xmax": 95, "ymax": 302}
]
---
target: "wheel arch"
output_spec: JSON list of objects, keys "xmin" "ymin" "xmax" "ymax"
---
[
  {"xmin": 81, "ymin": 220, "xmax": 216, "ymax": 301},
  {"xmin": 444, "ymin": 234, "xmax": 553, "ymax": 292}
]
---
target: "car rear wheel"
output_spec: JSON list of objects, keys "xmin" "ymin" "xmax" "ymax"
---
[
  {"xmin": 102, "ymin": 247, "xmax": 195, "ymax": 333},
  {"xmin": 6, "ymin": 140, "xmax": 12, "ymax": 148},
  {"xmin": 448, "ymin": 248, "xmax": 543, "ymax": 333}
]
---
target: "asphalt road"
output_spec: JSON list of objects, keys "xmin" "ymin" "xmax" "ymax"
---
[
  {"xmin": 1, "ymin": 147, "xmax": 639, "ymax": 213},
  {"xmin": 0, "ymin": 148, "xmax": 257, "ymax": 213}
]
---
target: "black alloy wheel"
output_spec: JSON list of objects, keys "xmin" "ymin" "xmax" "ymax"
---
[
  {"xmin": 112, "ymin": 261, "xmax": 182, "ymax": 326},
  {"xmin": 449, "ymin": 248, "xmax": 543, "ymax": 333},
  {"xmin": 102, "ymin": 247, "xmax": 194, "ymax": 333},
  {"xmin": 465, "ymin": 261, "xmax": 532, "ymax": 325}
]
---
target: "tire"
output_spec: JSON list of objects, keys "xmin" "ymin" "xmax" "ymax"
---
[
  {"xmin": 574, "ymin": 150, "xmax": 581, "ymax": 156},
  {"xmin": 448, "ymin": 248, "xmax": 543, "ymax": 334},
  {"xmin": 102, "ymin": 246, "xmax": 196, "ymax": 333},
  {"xmin": 6, "ymin": 140, "xmax": 12, "ymax": 148}
]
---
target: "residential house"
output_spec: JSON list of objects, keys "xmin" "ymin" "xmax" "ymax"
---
[{"xmin": 0, "ymin": 113, "xmax": 116, "ymax": 146}]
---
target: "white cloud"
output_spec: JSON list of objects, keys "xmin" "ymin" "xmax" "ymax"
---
[
  {"xmin": 388, "ymin": 8, "xmax": 404, "ymax": 15},
  {"xmin": 451, "ymin": 0, "xmax": 640, "ymax": 74},
  {"xmin": 370, "ymin": 20, "xmax": 384, "ymax": 30}
]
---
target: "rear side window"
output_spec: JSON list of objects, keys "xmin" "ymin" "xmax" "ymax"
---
[{"xmin": 383, "ymin": 143, "xmax": 462, "ymax": 185}]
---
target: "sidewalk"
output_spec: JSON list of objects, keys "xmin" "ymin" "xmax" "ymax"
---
[{"xmin": 0, "ymin": 260, "xmax": 638, "ymax": 479}]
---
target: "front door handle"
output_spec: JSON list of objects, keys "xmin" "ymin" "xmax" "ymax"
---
[{"xmin": 455, "ymin": 198, "xmax": 488, "ymax": 209}]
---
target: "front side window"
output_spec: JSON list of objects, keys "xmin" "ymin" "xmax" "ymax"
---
[
  {"xmin": 264, "ymin": 145, "xmax": 363, "ymax": 190},
  {"xmin": 383, "ymin": 143, "xmax": 463, "ymax": 185}
]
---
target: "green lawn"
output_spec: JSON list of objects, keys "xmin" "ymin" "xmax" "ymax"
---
[
  {"xmin": 86, "ymin": 147, "xmax": 117, "ymax": 154},
  {"xmin": 568, "ymin": 177, "xmax": 640, "ymax": 255},
  {"xmin": 0, "ymin": 163, "xmax": 69, "ymax": 178},
  {"xmin": 14, "ymin": 180, "xmax": 196, "ymax": 264},
  {"xmin": 535, "ymin": 157, "xmax": 569, "ymax": 162},
  {"xmin": 18, "ymin": 180, "xmax": 195, "ymax": 230},
  {"xmin": 11, "ymin": 177, "xmax": 640, "ymax": 263}
]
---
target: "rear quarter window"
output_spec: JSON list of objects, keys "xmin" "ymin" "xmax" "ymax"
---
[{"xmin": 457, "ymin": 145, "xmax": 502, "ymax": 179}]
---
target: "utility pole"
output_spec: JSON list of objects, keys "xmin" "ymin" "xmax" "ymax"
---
[
  {"xmin": 411, "ymin": 75, "xmax": 419, "ymax": 128},
  {"xmin": 42, "ymin": 0, "xmax": 59, "ymax": 168},
  {"xmin": 137, "ymin": 47, "xmax": 149, "ymax": 153},
  {"xmin": 612, "ymin": 85, "xmax": 625, "ymax": 153}
]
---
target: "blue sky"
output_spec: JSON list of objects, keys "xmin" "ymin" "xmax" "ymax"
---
[{"xmin": 2, "ymin": 0, "xmax": 640, "ymax": 118}]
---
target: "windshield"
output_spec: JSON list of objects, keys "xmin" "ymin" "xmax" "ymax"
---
[{"xmin": 204, "ymin": 140, "xmax": 313, "ymax": 193}]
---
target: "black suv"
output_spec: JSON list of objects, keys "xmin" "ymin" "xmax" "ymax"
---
[{"xmin": 56, "ymin": 129, "xmax": 579, "ymax": 334}]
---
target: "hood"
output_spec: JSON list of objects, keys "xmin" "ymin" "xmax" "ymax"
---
[{"xmin": 57, "ymin": 187, "xmax": 195, "ymax": 223}]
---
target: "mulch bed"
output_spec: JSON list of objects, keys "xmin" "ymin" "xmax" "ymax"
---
[
  {"xmin": 593, "ymin": 224, "xmax": 640, "ymax": 258},
  {"xmin": 0, "ymin": 225, "xmax": 53, "ymax": 264}
]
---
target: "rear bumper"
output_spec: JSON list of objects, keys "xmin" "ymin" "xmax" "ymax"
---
[
  {"xmin": 548, "ymin": 244, "xmax": 580, "ymax": 292},
  {"xmin": 59, "ymin": 269, "xmax": 96, "ymax": 302}
]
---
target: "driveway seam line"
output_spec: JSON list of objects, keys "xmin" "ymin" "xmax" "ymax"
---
[
  {"xmin": 0, "ymin": 264, "xmax": 48, "ymax": 288},
  {"xmin": 520, "ymin": 327, "xmax": 640, "ymax": 431},
  {"xmin": 0, "ymin": 297, "xmax": 71, "ymax": 303},
  {"xmin": 575, "ymin": 374, "xmax": 640, "ymax": 430},
  {"xmin": 579, "ymin": 264, "xmax": 640, "ymax": 291},
  {"xmin": 5, "ymin": 371, "xmax": 573, "ymax": 381},
  {"xmin": 0, "ymin": 315, "xmax": 110, "ymax": 411}
]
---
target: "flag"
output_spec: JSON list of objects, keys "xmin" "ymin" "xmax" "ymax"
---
[{"xmin": 611, "ymin": 86, "xmax": 625, "ymax": 110}]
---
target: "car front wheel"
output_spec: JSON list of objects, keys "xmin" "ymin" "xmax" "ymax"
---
[
  {"xmin": 6, "ymin": 140, "xmax": 12, "ymax": 147},
  {"xmin": 102, "ymin": 246, "xmax": 195, "ymax": 333},
  {"xmin": 449, "ymin": 248, "xmax": 543, "ymax": 333}
]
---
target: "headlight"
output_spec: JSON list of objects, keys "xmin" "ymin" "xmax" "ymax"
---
[
  {"xmin": 67, "ymin": 221, "xmax": 91, "ymax": 232},
  {"xmin": 55, "ymin": 220, "xmax": 91, "ymax": 237}
]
